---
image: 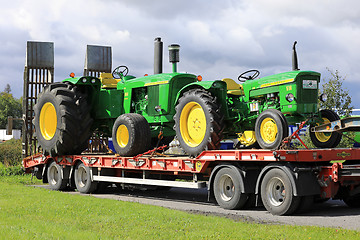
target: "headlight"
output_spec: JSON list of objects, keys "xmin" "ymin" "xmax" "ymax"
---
[
  {"xmin": 319, "ymin": 93, "xmax": 327, "ymax": 102},
  {"xmin": 91, "ymin": 78, "xmax": 96, "ymax": 84},
  {"xmin": 81, "ymin": 78, "xmax": 87, "ymax": 83},
  {"xmin": 285, "ymin": 93, "xmax": 295, "ymax": 102}
]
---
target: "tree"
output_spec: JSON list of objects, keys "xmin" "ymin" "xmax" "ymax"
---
[
  {"xmin": 298, "ymin": 69, "xmax": 354, "ymax": 148},
  {"xmin": 319, "ymin": 68, "xmax": 353, "ymax": 116},
  {"xmin": 0, "ymin": 85, "xmax": 22, "ymax": 130}
]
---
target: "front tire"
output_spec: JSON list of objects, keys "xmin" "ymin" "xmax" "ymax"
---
[
  {"xmin": 255, "ymin": 109, "xmax": 288, "ymax": 150},
  {"xmin": 174, "ymin": 89, "xmax": 224, "ymax": 156},
  {"xmin": 112, "ymin": 114, "xmax": 151, "ymax": 156},
  {"xmin": 310, "ymin": 109, "xmax": 342, "ymax": 148}
]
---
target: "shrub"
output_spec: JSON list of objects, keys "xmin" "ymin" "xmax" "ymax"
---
[
  {"xmin": 0, "ymin": 162, "xmax": 24, "ymax": 176},
  {"xmin": 0, "ymin": 138, "xmax": 22, "ymax": 166}
]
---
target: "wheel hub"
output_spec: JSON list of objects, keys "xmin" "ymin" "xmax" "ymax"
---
[
  {"xmin": 180, "ymin": 102, "xmax": 206, "ymax": 147},
  {"xmin": 267, "ymin": 177, "xmax": 286, "ymax": 207},
  {"xmin": 219, "ymin": 174, "xmax": 235, "ymax": 202},
  {"xmin": 260, "ymin": 118, "xmax": 278, "ymax": 144},
  {"xmin": 314, "ymin": 118, "xmax": 332, "ymax": 142},
  {"xmin": 39, "ymin": 102, "xmax": 57, "ymax": 140}
]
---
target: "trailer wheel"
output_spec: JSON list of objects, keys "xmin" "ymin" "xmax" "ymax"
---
[
  {"xmin": 213, "ymin": 167, "xmax": 248, "ymax": 210},
  {"xmin": 74, "ymin": 162, "xmax": 98, "ymax": 193},
  {"xmin": 174, "ymin": 89, "xmax": 224, "ymax": 156},
  {"xmin": 34, "ymin": 83, "xmax": 93, "ymax": 156},
  {"xmin": 255, "ymin": 109, "xmax": 288, "ymax": 150},
  {"xmin": 47, "ymin": 161, "xmax": 67, "ymax": 190},
  {"xmin": 112, "ymin": 113, "xmax": 151, "ymax": 156},
  {"xmin": 310, "ymin": 109, "xmax": 342, "ymax": 148},
  {"xmin": 261, "ymin": 168, "xmax": 300, "ymax": 215}
]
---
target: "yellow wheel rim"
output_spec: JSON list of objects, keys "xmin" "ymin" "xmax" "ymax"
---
[
  {"xmin": 315, "ymin": 118, "xmax": 332, "ymax": 143},
  {"xmin": 39, "ymin": 102, "xmax": 57, "ymax": 140},
  {"xmin": 116, "ymin": 124, "xmax": 129, "ymax": 148},
  {"xmin": 180, "ymin": 102, "xmax": 206, "ymax": 147},
  {"xmin": 260, "ymin": 117, "xmax": 278, "ymax": 144}
]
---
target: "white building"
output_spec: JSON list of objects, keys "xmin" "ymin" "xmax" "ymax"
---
[{"xmin": 0, "ymin": 129, "xmax": 21, "ymax": 141}]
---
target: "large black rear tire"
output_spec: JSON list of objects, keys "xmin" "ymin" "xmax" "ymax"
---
[
  {"xmin": 34, "ymin": 83, "xmax": 93, "ymax": 156},
  {"xmin": 174, "ymin": 89, "xmax": 224, "ymax": 156}
]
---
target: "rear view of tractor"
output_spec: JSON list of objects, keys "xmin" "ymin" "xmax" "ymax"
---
[{"xmin": 33, "ymin": 39, "xmax": 341, "ymax": 158}]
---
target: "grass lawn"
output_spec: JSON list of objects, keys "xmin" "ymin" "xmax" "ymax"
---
[{"xmin": 0, "ymin": 175, "xmax": 359, "ymax": 239}]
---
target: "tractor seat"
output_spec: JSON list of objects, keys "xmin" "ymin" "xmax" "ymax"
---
[
  {"xmin": 222, "ymin": 78, "xmax": 244, "ymax": 96},
  {"xmin": 99, "ymin": 72, "xmax": 120, "ymax": 88}
]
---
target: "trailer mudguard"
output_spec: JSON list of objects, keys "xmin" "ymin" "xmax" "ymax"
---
[{"xmin": 255, "ymin": 163, "xmax": 320, "ymax": 197}]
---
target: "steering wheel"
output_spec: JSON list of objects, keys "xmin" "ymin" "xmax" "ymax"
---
[
  {"xmin": 112, "ymin": 65, "xmax": 129, "ymax": 79},
  {"xmin": 238, "ymin": 70, "xmax": 260, "ymax": 82}
]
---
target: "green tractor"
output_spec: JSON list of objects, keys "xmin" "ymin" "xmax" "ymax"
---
[{"xmin": 34, "ymin": 39, "xmax": 341, "ymax": 157}]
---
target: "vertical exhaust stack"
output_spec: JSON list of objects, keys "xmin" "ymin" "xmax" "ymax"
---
[
  {"xmin": 168, "ymin": 44, "xmax": 180, "ymax": 73},
  {"xmin": 292, "ymin": 41, "xmax": 300, "ymax": 71},
  {"xmin": 154, "ymin": 37, "xmax": 163, "ymax": 74}
]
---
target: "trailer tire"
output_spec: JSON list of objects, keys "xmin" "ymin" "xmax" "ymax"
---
[
  {"xmin": 74, "ymin": 162, "xmax": 98, "ymax": 193},
  {"xmin": 47, "ymin": 161, "xmax": 68, "ymax": 190},
  {"xmin": 112, "ymin": 113, "xmax": 151, "ymax": 156},
  {"xmin": 174, "ymin": 89, "xmax": 224, "ymax": 156},
  {"xmin": 213, "ymin": 167, "xmax": 248, "ymax": 210},
  {"xmin": 261, "ymin": 168, "xmax": 300, "ymax": 215},
  {"xmin": 255, "ymin": 109, "xmax": 288, "ymax": 150},
  {"xmin": 310, "ymin": 109, "xmax": 342, "ymax": 148},
  {"xmin": 34, "ymin": 83, "xmax": 93, "ymax": 156}
]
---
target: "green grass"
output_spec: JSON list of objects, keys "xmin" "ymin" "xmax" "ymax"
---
[{"xmin": 0, "ymin": 175, "xmax": 359, "ymax": 239}]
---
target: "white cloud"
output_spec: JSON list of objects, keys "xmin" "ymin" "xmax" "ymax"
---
[{"xmin": 1, "ymin": 0, "xmax": 360, "ymax": 107}]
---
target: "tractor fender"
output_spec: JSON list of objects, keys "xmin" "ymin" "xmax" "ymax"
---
[
  {"xmin": 255, "ymin": 163, "xmax": 320, "ymax": 197},
  {"xmin": 207, "ymin": 163, "xmax": 246, "ymax": 202},
  {"xmin": 174, "ymin": 80, "xmax": 226, "ymax": 105},
  {"xmin": 62, "ymin": 76, "xmax": 101, "ymax": 86}
]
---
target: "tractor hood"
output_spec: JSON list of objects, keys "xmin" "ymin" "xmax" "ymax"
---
[
  {"xmin": 243, "ymin": 71, "xmax": 321, "ymax": 91},
  {"xmin": 117, "ymin": 72, "xmax": 197, "ymax": 90},
  {"xmin": 242, "ymin": 70, "xmax": 321, "ymax": 101}
]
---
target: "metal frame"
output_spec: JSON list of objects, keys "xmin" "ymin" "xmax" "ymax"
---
[{"xmin": 22, "ymin": 41, "xmax": 54, "ymax": 157}]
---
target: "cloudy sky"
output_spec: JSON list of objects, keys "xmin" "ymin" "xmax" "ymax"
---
[{"xmin": 1, "ymin": 0, "xmax": 360, "ymax": 108}]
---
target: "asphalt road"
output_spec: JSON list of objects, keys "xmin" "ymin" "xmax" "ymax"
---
[{"xmin": 34, "ymin": 185, "xmax": 360, "ymax": 230}]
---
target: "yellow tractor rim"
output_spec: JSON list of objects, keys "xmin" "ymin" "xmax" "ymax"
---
[
  {"xmin": 260, "ymin": 117, "xmax": 278, "ymax": 144},
  {"xmin": 39, "ymin": 102, "xmax": 57, "ymax": 140},
  {"xmin": 180, "ymin": 102, "xmax": 206, "ymax": 147},
  {"xmin": 315, "ymin": 118, "xmax": 331, "ymax": 142},
  {"xmin": 116, "ymin": 124, "xmax": 129, "ymax": 148}
]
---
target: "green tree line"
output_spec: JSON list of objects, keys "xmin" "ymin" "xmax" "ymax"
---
[{"xmin": 0, "ymin": 84, "xmax": 22, "ymax": 130}]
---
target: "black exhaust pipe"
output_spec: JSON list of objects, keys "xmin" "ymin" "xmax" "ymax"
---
[
  {"xmin": 292, "ymin": 41, "xmax": 299, "ymax": 71},
  {"xmin": 154, "ymin": 37, "xmax": 163, "ymax": 74}
]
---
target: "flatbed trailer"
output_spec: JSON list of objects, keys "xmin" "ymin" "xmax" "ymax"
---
[{"xmin": 23, "ymin": 148, "xmax": 360, "ymax": 215}]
